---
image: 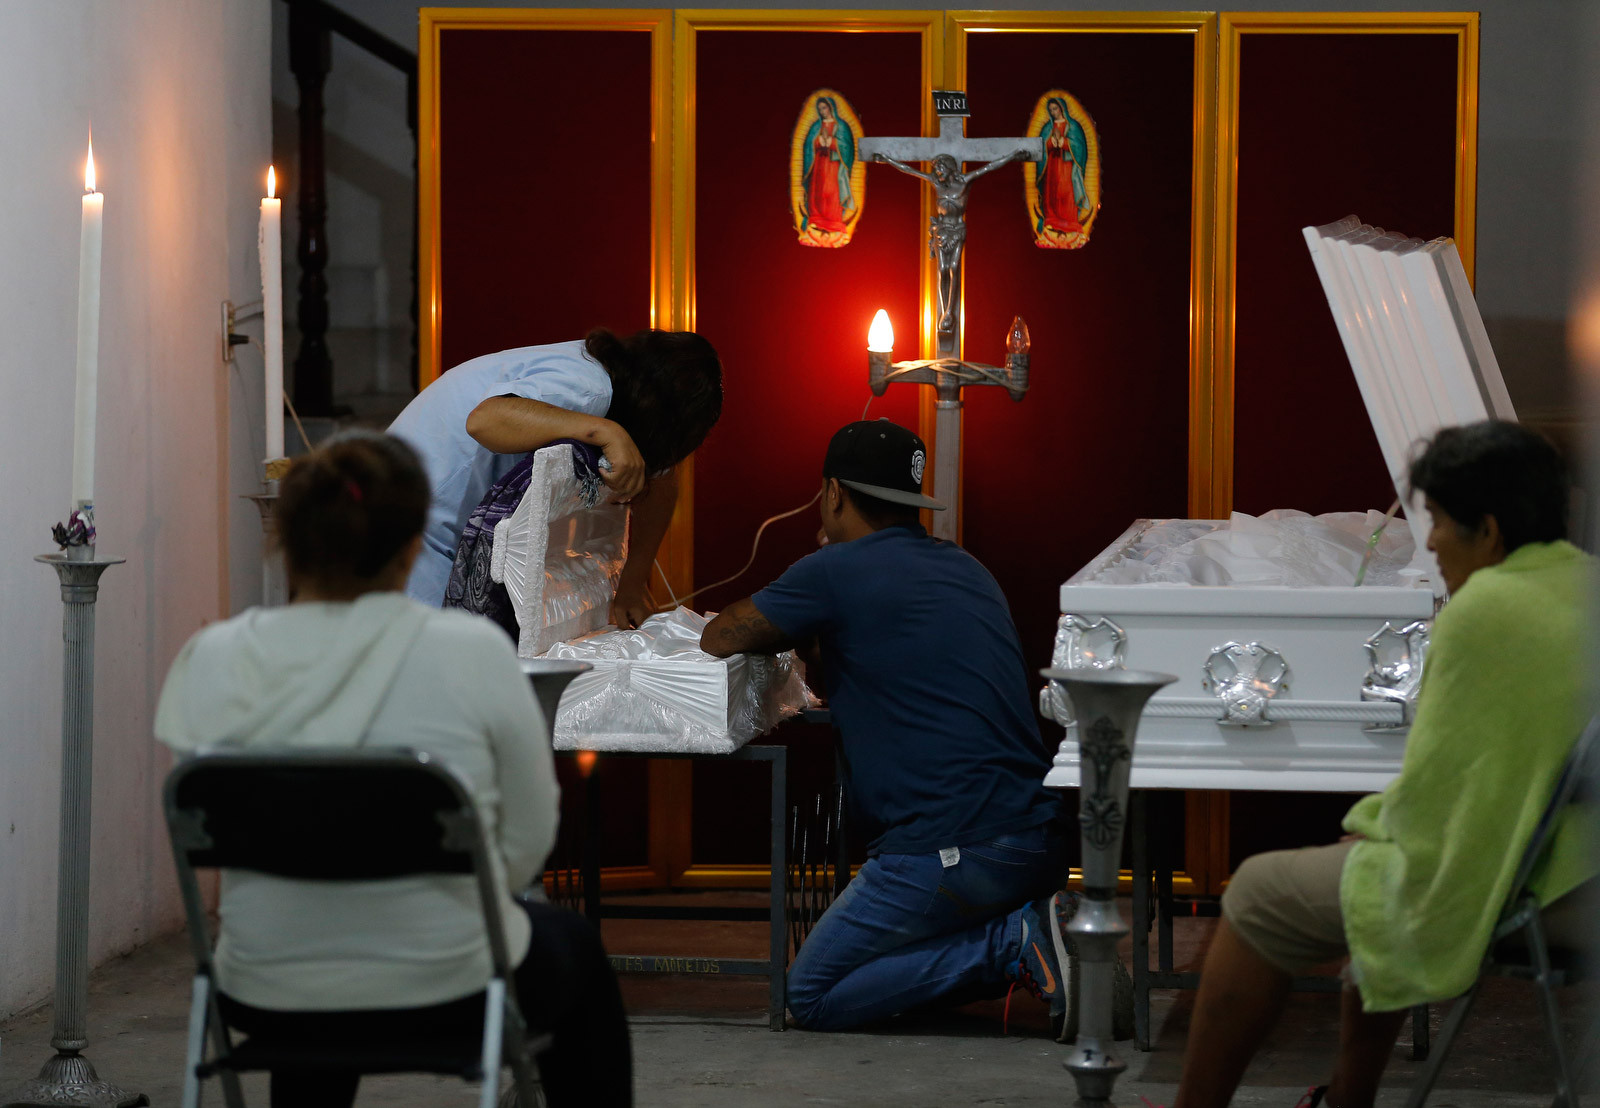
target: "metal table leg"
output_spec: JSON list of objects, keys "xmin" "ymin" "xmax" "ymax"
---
[
  {"xmin": 768, "ymin": 745, "xmax": 788, "ymax": 1031},
  {"xmin": 1129, "ymin": 790, "xmax": 1152, "ymax": 1051},
  {"xmin": 582, "ymin": 759, "xmax": 602, "ymax": 926},
  {"xmin": 1156, "ymin": 798, "xmax": 1175, "ymax": 975}
]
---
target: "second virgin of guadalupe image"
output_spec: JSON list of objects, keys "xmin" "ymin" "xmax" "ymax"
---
[{"xmin": 1025, "ymin": 90, "xmax": 1101, "ymax": 249}]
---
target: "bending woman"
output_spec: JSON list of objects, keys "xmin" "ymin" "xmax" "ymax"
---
[{"xmin": 155, "ymin": 431, "xmax": 630, "ymax": 1108}]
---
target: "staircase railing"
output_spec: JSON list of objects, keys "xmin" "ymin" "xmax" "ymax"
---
[{"xmin": 282, "ymin": 0, "xmax": 419, "ymax": 416}]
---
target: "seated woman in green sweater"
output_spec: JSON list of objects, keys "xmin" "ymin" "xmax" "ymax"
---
[{"xmin": 1174, "ymin": 421, "xmax": 1597, "ymax": 1108}]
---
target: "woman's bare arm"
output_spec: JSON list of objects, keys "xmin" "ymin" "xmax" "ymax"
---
[
  {"xmin": 465, "ymin": 396, "xmax": 645, "ymax": 499},
  {"xmin": 611, "ymin": 467, "xmax": 679, "ymax": 629}
]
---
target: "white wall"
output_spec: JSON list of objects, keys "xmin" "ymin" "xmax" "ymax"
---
[{"xmin": 0, "ymin": 0, "xmax": 270, "ymax": 1020}]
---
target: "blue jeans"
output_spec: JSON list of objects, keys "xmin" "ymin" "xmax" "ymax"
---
[{"xmin": 786, "ymin": 821, "xmax": 1068, "ymax": 1031}]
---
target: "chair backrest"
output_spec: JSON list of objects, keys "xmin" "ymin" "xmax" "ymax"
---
[
  {"xmin": 1503, "ymin": 716, "xmax": 1600, "ymax": 914},
  {"xmin": 163, "ymin": 749, "xmax": 479, "ymax": 879},
  {"xmin": 163, "ymin": 748, "xmax": 522, "ymax": 985}
]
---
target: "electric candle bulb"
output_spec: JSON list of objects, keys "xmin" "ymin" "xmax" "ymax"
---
[
  {"xmin": 868, "ymin": 309, "xmax": 895, "ymax": 353},
  {"xmin": 1007, "ymin": 315, "xmax": 1030, "ymax": 357}
]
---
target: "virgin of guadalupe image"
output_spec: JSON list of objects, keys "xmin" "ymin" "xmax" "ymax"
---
[
  {"xmin": 790, "ymin": 91, "xmax": 866, "ymax": 247},
  {"xmin": 1024, "ymin": 90, "xmax": 1100, "ymax": 249}
]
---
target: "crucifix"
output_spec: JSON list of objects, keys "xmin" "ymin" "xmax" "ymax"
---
[{"xmin": 860, "ymin": 93, "xmax": 1042, "ymax": 541}]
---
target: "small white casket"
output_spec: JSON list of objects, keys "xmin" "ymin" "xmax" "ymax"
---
[
  {"xmin": 1045, "ymin": 218, "xmax": 1516, "ymax": 793},
  {"xmin": 492, "ymin": 444, "xmax": 811, "ymax": 753}
]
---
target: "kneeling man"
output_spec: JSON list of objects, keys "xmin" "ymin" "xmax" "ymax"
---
[{"xmin": 703, "ymin": 419, "xmax": 1128, "ymax": 1037}]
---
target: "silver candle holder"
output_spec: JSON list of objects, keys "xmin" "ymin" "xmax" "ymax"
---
[
  {"xmin": 1041, "ymin": 667, "xmax": 1176, "ymax": 1108},
  {"xmin": 3, "ymin": 536, "xmax": 146, "ymax": 1108}
]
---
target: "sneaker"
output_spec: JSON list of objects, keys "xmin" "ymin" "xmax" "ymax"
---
[
  {"xmin": 1008, "ymin": 892, "xmax": 1078, "ymax": 1025},
  {"xmin": 1007, "ymin": 892, "xmax": 1137, "ymax": 1044}
]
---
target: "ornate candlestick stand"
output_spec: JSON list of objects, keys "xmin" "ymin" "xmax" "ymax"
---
[
  {"xmin": 244, "ymin": 479, "xmax": 287, "ymax": 608},
  {"xmin": 1042, "ymin": 667, "xmax": 1175, "ymax": 1108},
  {"xmin": 4, "ymin": 522, "xmax": 146, "ymax": 1108}
]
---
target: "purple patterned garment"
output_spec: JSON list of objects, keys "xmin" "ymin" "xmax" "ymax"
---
[{"xmin": 443, "ymin": 440, "xmax": 606, "ymax": 637}]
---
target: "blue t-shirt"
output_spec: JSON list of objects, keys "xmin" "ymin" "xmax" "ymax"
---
[
  {"xmin": 389, "ymin": 341, "xmax": 613, "ymax": 606},
  {"xmin": 752, "ymin": 525, "xmax": 1058, "ymax": 855}
]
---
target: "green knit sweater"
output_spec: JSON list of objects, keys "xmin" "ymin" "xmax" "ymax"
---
[{"xmin": 1341, "ymin": 540, "xmax": 1598, "ymax": 1012}]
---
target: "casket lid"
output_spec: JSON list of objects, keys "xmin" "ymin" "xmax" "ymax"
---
[{"xmin": 1302, "ymin": 217, "xmax": 1516, "ymax": 557}]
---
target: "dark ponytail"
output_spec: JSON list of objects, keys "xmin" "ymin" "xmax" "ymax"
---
[
  {"xmin": 275, "ymin": 431, "xmax": 430, "ymax": 589},
  {"xmin": 585, "ymin": 327, "xmax": 724, "ymax": 471}
]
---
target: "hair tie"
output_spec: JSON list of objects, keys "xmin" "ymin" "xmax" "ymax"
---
[{"xmin": 345, "ymin": 478, "xmax": 363, "ymax": 503}]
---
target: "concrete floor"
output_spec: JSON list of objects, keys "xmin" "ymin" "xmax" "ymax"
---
[{"xmin": 1, "ymin": 893, "xmax": 1592, "ymax": 1107}]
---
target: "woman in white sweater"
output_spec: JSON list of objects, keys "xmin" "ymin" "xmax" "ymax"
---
[{"xmin": 156, "ymin": 431, "xmax": 630, "ymax": 1108}]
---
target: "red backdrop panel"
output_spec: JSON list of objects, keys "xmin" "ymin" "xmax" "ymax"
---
[
  {"xmin": 438, "ymin": 28, "xmax": 654, "ymax": 371},
  {"xmin": 690, "ymin": 28, "xmax": 927, "ymax": 865},
  {"xmin": 437, "ymin": 27, "xmax": 656, "ymax": 867},
  {"xmin": 691, "ymin": 29, "xmax": 927, "ymax": 612},
  {"xmin": 1232, "ymin": 33, "xmax": 1458, "ymax": 516},
  {"xmin": 963, "ymin": 31, "xmax": 1196, "ymax": 685}
]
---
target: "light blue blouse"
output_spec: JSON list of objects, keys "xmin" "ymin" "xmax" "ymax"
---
[{"xmin": 388, "ymin": 340, "xmax": 612, "ymax": 606}]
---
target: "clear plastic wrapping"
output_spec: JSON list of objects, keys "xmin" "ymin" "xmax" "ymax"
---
[
  {"xmin": 490, "ymin": 444, "xmax": 628, "ymax": 657},
  {"xmin": 1079, "ymin": 509, "xmax": 1422, "ymax": 588},
  {"xmin": 541, "ymin": 608, "xmax": 815, "ymax": 753}
]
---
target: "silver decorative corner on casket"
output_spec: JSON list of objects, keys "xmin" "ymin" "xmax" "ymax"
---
[
  {"xmin": 1039, "ymin": 614, "xmax": 1127, "ymax": 726},
  {"xmin": 1360, "ymin": 620, "xmax": 1430, "ymax": 729}
]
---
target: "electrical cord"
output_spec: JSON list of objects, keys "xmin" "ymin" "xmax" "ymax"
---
[
  {"xmin": 651, "ymin": 487, "xmax": 823, "ymax": 613},
  {"xmin": 646, "ymin": 391, "xmax": 883, "ymax": 613}
]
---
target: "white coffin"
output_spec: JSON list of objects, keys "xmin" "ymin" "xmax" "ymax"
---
[
  {"xmin": 1045, "ymin": 219, "xmax": 1511, "ymax": 794},
  {"xmin": 495, "ymin": 446, "xmax": 811, "ymax": 752},
  {"xmin": 537, "ymin": 608, "xmax": 811, "ymax": 754}
]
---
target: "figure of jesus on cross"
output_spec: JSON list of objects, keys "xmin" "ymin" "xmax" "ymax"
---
[
  {"xmin": 874, "ymin": 150, "xmax": 1030, "ymax": 343},
  {"xmin": 860, "ymin": 98, "xmax": 1041, "ymax": 356}
]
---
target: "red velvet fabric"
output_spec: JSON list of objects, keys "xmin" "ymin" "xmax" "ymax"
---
[
  {"xmin": 1232, "ymin": 33, "xmax": 1459, "ymax": 516},
  {"xmin": 438, "ymin": 29, "xmax": 654, "ymax": 374},
  {"xmin": 963, "ymin": 32, "xmax": 1196, "ymax": 687}
]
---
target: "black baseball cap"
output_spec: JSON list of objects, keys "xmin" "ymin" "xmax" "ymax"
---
[{"xmin": 822, "ymin": 419, "xmax": 947, "ymax": 511}]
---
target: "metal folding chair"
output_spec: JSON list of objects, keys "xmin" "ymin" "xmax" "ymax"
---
[
  {"xmin": 1406, "ymin": 717, "xmax": 1599, "ymax": 1108},
  {"xmin": 162, "ymin": 748, "xmax": 545, "ymax": 1108}
]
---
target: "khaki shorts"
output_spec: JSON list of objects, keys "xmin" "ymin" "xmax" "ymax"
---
[{"xmin": 1221, "ymin": 839, "xmax": 1354, "ymax": 975}]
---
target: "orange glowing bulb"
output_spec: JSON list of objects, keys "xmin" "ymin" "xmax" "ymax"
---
[
  {"xmin": 84, "ymin": 138, "xmax": 96, "ymax": 193},
  {"xmin": 867, "ymin": 309, "xmax": 894, "ymax": 353},
  {"xmin": 267, "ymin": 164, "xmax": 276, "ymax": 200}
]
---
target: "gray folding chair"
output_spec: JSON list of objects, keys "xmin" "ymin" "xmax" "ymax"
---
[
  {"xmin": 1406, "ymin": 716, "xmax": 1599, "ymax": 1108},
  {"xmin": 162, "ymin": 748, "xmax": 545, "ymax": 1108}
]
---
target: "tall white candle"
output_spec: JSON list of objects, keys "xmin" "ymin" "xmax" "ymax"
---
[
  {"xmin": 72, "ymin": 139, "xmax": 103, "ymax": 510},
  {"xmin": 259, "ymin": 165, "xmax": 284, "ymax": 462}
]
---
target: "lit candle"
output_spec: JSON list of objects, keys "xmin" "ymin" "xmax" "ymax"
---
[
  {"xmin": 259, "ymin": 165, "xmax": 284, "ymax": 463},
  {"xmin": 72, "ymin": 139, "xmax": 103, "ymax": 512}
]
